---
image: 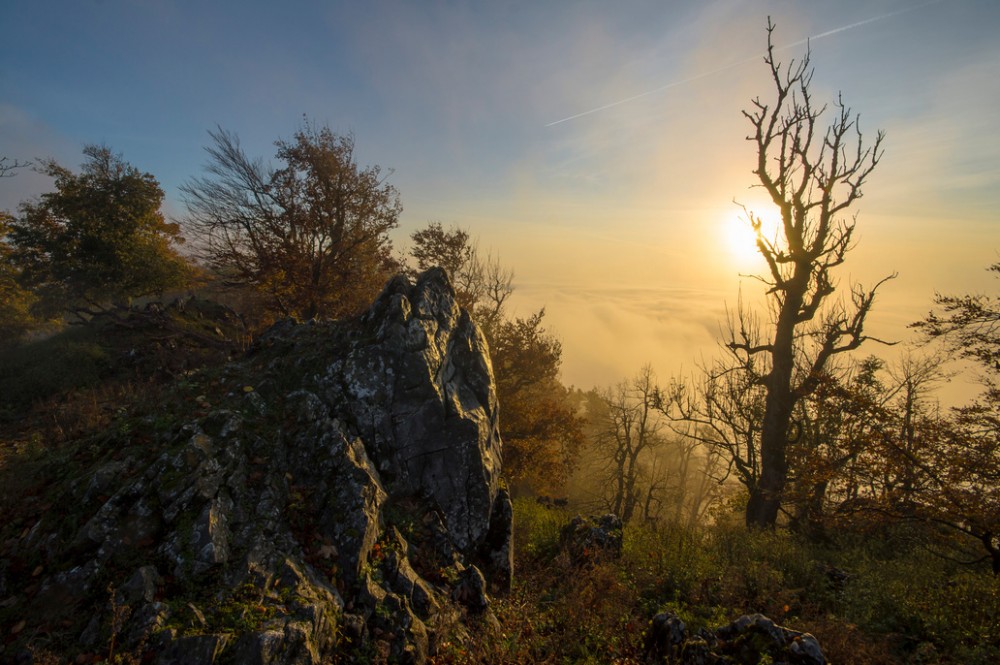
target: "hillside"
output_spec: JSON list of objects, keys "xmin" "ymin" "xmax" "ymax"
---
[
  {"xmin": 1, "ymin": 269, "xmax": 513, "ymax": 664},
  {"xmin": 1, "ymin": 271, "xmax": 997, "ymax": 665}
]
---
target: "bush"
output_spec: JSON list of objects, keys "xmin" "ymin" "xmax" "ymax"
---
[{"xmin": 512, "ymin": 496, "xmax": 567, "ymax": 563}]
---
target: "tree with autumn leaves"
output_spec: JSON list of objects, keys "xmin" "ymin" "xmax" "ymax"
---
[
  {"xmin": 768, "ymin": 263, "xmax": 1000, "ymax": 572},
  {"xmin": 0, "ymin": 211, "xmax": 39, "ymax": 339},
  {"xmin": 903, "ymin": 263, "xmax": 1000, "ymax": 572},
  {"xmin": 5, "ymin": 145, "xmax": 190, "ymax": 322},
  {"xmin": 182, "ymin": 122, "xmax": 400, "ymax": 321}
]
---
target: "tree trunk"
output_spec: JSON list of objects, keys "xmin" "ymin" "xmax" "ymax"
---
[
  {"xmin": 747, "ymin": 397, "xmax": 792, "ymax": 527},
  {"xmin": 746, "ymin": 280, "xmax": 802, "ymax": 528},
  {"xmin": 791, "ymin": 480, "xmax": 829, "ymax": 541}
]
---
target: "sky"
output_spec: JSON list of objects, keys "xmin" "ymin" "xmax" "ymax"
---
[{"xmin": 2, "ymin": 0, "xmax": 999, "ymax": 402}]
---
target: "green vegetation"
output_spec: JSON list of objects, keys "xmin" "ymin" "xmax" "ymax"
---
[
  {"xmin": 0, "ymin": 325, "xmax": 110, "ymax": 417},
  {"xmin": 439, "ymin": 498, "xmax": 1000, "ymax": 665},
  {"xmin": 7, "ymin": 145, "xmax": 190, "ymax": 318}
]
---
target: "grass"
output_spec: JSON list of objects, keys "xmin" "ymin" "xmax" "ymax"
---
[
  {"xmin": 434, "ymin": 498, "xmax": 1000, "ymax": 664},
  {"xmin": 0, "ymin": 325, "xmax": 111, "ymax": 419}
]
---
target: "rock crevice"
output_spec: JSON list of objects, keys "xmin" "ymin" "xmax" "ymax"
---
[{"xmin": 4, "ymin": 268, "xmax": 512, "ymax": 665}]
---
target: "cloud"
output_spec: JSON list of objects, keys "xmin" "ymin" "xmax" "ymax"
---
[{"xmin": 510, "ymin": 280, "xmax": 728, "ymax": 390}]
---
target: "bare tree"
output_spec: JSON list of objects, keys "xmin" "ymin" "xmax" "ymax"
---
[
  {"xmin": 912, "ymin": 260, "xmax": 1000, "ymax": 384},
  {"xmin": 728, "ymin": 19, "xmax": 892, "ymax": 527},
  {"xmin": 640, "ymin": 433, "xmax": 725, "ymax": 528},
  {"xmin": 596, "ymin": 365, "xmax": 664, "ymax": 523},
  {"xmin": 668, "ymin": 349, "xmax": 767, "ymax": 496}
]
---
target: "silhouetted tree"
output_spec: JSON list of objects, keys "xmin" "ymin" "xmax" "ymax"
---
[
  {"xmin": 183, "ymin": 122, "xmax": 400, "ymax": 320},
  {"xmin": 832, "ymin": 354, "xmax": 999, "ymax": 573},
  {"xmin": 1, "ymin": 160, "xmax": 38, "ymax": 338},
  {"xmin": 910, "ymin": 259, "xmax": 1000, "ymax": 571},
  {"xmin": 912, "ymin": 260, "xmax": 1000, "ymax": 389},
  {"xmin": 9, "ymin": 145, "xmax": 189, "ymax": 316},
  {"xmin": 667, "ymin": 353, "xmax": 767, "ymax": 500},
  {"xmin": 727, "ymin": 19, "xmax": 891, "ymax": 527},
  {"xmin": 0, "ymin": 156, "xmax": 31, "ymax": 179},
  {"xmin": 780, "ymin": 354, "xmax": 949, "ymax": 540},
  {"xmin": 410, "ymin": 222, "xmax": 475, "ymax": 301},
  {"xmin": 596, "ymin": 365, "xmax": 665, "ymax": 523}
]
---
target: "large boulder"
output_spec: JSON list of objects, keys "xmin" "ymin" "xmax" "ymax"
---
[{"xmin": 1, "ymin": 269, "xmax": 513, "ymax": 664}]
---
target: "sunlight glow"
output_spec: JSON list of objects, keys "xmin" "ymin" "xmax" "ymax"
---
[{"xmin": 721, "ymin": 203, "xmax": 782, "ymax": 272}]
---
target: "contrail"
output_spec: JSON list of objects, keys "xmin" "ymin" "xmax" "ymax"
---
[
  {"xmin": 545, "ymin": 0, "xmax": 945, "ymax": 127},
  {"xmin": 787, "ymin": 0, "xmax": 943, "ymax": 46}
]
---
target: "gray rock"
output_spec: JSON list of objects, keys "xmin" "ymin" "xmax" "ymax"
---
[
  {"xmin": 644, "ymin": 610, "xmax": 827, "ymax": 665},
  {"xmin": 120, "ymin": 565, "xmax": 162, "ymax": 605},
  {"xmin": 342, "ymin": 269, "xmax": 504, "ymax": 554},
  {"xmin": 451, "ymin": 565, "xmax": 489, "ymax": 613},
  {"xmin": 479, "ymin": 486, "xmax": 514, "ymax": 594},
  {"xmin": 5, "ymin": 269, "xmax": 513, "ymax": 665},
  {"xmin": 644, "ymin": 611, "xmax": 688, "ymax": 662},
  {"xmin": 154, "ymin": 633, "xmax": 231, "ymax": 665},
  {"xmin": 561, "ymin": 513, "xmax": 624, "ymax": 564}
]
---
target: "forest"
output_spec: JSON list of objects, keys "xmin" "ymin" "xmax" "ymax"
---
[{"xmin": 1, "ymin": 21, "xmax": 999, "ymax": 665}]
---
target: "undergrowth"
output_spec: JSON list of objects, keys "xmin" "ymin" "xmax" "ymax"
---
[{"xmin": 438, "ymin": 498, "xmax": 1000, "ymax": 664}]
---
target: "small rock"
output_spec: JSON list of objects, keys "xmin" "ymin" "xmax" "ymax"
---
[
  {"xmin": 560, "ymin": 513, "xmax": 623, "ymax": 564},
  {"xmin": 644, "ymin": 610, "xmax": 827, "ymax": 665},
  {"xmin": 452, "ymin": 565, "xmax": 490, "ymax": 613}
]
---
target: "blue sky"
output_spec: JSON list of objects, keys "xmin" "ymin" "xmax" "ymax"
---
[{"xmin": 2, "ymin": 0, "xmax": 999, "ymax": 395}]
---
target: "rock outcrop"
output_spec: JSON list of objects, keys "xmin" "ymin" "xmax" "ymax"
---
[
  {"xmin": 560, "ymin": 513, "xmax": 624, "ymax": 565},
  {"xmin": 1, "ymin": 268, "xmax": 513, "ymax": 664},
  {"xmin": 644, "ymin": 610, "xmax": 827, "ymax": 665}
]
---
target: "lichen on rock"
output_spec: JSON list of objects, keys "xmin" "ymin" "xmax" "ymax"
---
[{"xmin": 2, "ymin": 268, "xmax": 513, "ymax": 664}]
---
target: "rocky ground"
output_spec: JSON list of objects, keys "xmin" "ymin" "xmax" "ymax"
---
[{"xmin": 1, "ymin": 269, "xmax": 513, "ymax": 664}]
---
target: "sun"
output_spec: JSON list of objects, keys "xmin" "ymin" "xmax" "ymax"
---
[
  {"xmin": 724, "ymin": 214, "xmax": 760, "ymax": 263},
  {"xmin": 721, "ymin": 203, "xmax": 782, "ymax": 270}
]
